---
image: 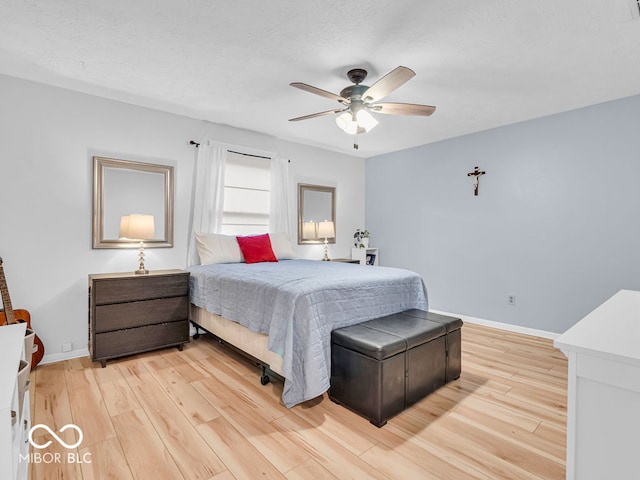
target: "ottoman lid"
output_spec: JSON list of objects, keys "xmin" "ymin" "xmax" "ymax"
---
[
  {"xmin": 363, "ymin": 313, "xmax": 447, "ymax": 349},
  {"xmin": 401, "ymin": 309, "xmax": 463, "ymax": 332},
  {"xmin": 332, "ymin": 324, "xmax": 406, "ymax": 360}
]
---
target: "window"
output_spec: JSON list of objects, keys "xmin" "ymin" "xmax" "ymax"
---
[{"xmin": 221, "ymin": 151, "xmax": 271, "ymax": 235}]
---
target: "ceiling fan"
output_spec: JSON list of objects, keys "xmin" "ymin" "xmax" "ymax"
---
[{"xmin": 289, "ymin": 66, "xmax": 436, "ymax": 149}]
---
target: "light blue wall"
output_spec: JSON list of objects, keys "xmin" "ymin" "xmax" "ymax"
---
[{"xmin": 366, "ymin": 95, "xmax": 640, "ymax": 333}]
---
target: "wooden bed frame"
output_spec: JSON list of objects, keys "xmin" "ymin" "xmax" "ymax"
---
[{"xmin": 189, "ymin": 304, "xmax": 284, "ymax": 382}]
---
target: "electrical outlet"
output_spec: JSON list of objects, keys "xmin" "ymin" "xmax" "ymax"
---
[
  {"xmin": 508, "ymin": 295, "xmax": 516, "ymax": 305},
  {"xmin": 62, "ymin": 342, "xmax": 72, "ymax": 352}
]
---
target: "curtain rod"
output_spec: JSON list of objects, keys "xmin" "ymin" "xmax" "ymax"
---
[{"xmin": 189, "ymin": 140, "xmax": 288, "ymax": 162}]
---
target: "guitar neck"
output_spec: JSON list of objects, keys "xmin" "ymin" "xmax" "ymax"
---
[{"xmin": 0, "ymin": 258, "xmax": 16, "ymax": 324}]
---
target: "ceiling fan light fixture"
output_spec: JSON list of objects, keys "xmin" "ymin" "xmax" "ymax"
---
[
  {"xmin": 336, "ymin": 109, "xmax": 378, "ymax": 135},
  {"xmin": 356, "ymin": 109, "xmax": 378, "ymax": 132},
  {"xmin": 335, "ymin": 111, "xmax": 359, "ymax": 135}
]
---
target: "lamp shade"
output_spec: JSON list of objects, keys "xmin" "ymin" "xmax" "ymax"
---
[
  {"xmin": 119, "ymin": 214, "xmax": 155, "ymax": 240},
  {"xmin": 119, "ymin": 216, "xmax": 130, "ymax": 238},
  {"xmin": 317, "ymin": 221, "xmax": 335, "ymax": 239},
  {"xmin": 335, "ymin": 112, "xmax": 358, "ymax": 135},
  {"xmin": 355, "ymin": 109, "xmax": 379, "ymax": 132},
  {"xmin": 302, "ymin": 221, "xmax": 317, "ymax": 239}
]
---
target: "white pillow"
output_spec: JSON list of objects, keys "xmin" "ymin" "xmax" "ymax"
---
[
  {"xmin": 195, "ymin": 232, "xmax": 244, "ymax": 265},
  {"xmin": 269, "ymin": 232, "xmax": 297, "ymax": 260}
]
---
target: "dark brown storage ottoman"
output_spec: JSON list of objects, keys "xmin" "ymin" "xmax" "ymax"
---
[
  {"xmin": 400, "ymin": 309, "xmax": 463, "ymax": 382},
  {"xmin": 329, "ymin": 310, "xmax": 462, "ymax": 427}
]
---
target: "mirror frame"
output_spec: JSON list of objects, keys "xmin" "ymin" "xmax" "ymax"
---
[
  {"xmin": 298, "ymin": 183, "xmax": 336, "ymax": 245},
  {"xmin": 93, "ymin": 156, "xmax": 174, "ymax": 249}
]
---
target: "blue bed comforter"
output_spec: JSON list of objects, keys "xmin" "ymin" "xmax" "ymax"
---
[{"xmin": 187, "ymin": 259, "xmax": 428, "ymax": 407}]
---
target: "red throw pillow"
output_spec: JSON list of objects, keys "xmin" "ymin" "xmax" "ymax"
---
[{"xmin": 236, "ymin": 234, "xmax": 278, "ymax": 264}]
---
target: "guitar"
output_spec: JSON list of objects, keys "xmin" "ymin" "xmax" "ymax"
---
[{"xmin": 0, "ymin": 257, "xmax": 45, "ymax": 367}]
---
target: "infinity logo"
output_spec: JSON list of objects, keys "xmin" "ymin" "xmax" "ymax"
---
[{"xmin": 29, "ymin": 424, "xmax": 84, "ymax": 449}]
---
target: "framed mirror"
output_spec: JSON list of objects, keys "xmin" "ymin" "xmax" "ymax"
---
[
  {"xmin": 93, "ymin": 157, "xmax": 174, "ymax": 248},
  {"xmin": 298, "ymin": 183, "xmax": 336, "ymax": 245}
]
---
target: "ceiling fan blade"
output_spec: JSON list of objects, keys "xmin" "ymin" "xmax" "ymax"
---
[
  {"xmin": 371, "ymin": 102, "xmax": 436, "ymax": 116},
  {"xmin": 288, "ymin": 109, "xmax": 345, "ymax": 122},
  {"xmin": 361, "ymin": 66, "xmax": 416, "ymax": 103},
  {"xmin": 290, "ymin": 82, "xmax": 347, "ymax": 103}
]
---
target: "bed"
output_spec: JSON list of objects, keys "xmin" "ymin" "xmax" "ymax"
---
[{"xmin": 187, "ymin": 259, "xmax": 428, "ymax": 408}]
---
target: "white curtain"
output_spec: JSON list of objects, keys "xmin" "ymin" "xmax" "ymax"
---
[
  {"xmin": 187, "ymin": 141, "xmax": 227, "ymax": 266},
  {"xmin": 269, "ymin": 156, "xmax": 292, "ymax": 237}
]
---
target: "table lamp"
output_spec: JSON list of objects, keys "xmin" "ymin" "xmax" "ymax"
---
[
  {"xmin": 119, "ymin": 214, "xmax": 155, "ymax": 274},
  {"xmin": 317, "ymin": 221, "xmax": 335, "ymax": 261}
]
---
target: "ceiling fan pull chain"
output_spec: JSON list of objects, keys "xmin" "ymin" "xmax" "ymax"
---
[{"xmin": 353, "ymin": 133, "xmax": 359, "ymax": 150}]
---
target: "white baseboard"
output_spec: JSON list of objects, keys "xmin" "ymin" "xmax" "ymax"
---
[
  {"xmin": 39, "ymin": 348, "xmax": 90, "ymax": 365},
  {"xmin": 429, "ymin": 309, "xmax": 559, "ymax": 340}
]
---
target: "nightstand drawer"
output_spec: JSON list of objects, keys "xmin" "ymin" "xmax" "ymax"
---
[
  {"xmin": 94, "ymin": 296, "xmax": 189, "ymax": 333},
  {"xmin": 94, "ymin": 321, "xmax": 189, "ymax": 360},
  {"xmin": 93, "ymin": 274, "xmax": 189, "ymax": 305}
]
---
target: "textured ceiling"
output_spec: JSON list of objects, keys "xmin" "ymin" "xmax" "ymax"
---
[{"xmin": 1, "ymin": 1, "xmax": 640, "ymax": 157}]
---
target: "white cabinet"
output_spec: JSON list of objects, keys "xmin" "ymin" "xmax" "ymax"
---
[
  {"xmin": 554, "ymin": 290, "xmax": 640, "ymax": 480},
  {"xmin": 351, "ymin": 247, "xmax": 379, "ymax": 266},
  {"xmin": 0, "ymin": 323, "xmax": 30, "ymax": 480}
]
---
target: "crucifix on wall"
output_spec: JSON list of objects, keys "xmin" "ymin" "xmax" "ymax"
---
[{"xmin": 467, "ymin": 166, "xmax": 486, "ymax": 196}]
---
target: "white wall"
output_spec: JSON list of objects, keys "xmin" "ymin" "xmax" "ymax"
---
[
  {"xmin": 366, "ymin": 94, "xmax": 640, "ymax": 334},
  {"xmin": 0, "ymin": 74, "xmax": 364, "ymax": 363}
]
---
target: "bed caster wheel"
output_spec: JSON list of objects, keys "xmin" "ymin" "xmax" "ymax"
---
[{"xmin": 260, "ymin": 374, "xmax": 270, "ymax": 385}]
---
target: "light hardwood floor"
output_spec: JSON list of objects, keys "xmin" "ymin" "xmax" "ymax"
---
[{"xmin": 28, "ymin": 323, "xmax": 567, "ymax": 479}]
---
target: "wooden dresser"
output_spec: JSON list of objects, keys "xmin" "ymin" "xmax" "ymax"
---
[{"xmin": 89, "ymin": 270, "xmax": 190, "ymax": 367}]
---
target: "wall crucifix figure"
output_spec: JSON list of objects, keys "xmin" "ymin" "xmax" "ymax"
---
[{"xmin": 467, "ymin": 166, "xmax": 486, "ymax": 196}]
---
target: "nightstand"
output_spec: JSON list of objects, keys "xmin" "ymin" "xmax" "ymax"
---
[
  {"xmin": 88, "ymin": 269, "xmax": 190, "ymax": 367},
  {"xmin": 351, "ymin": 247, "xmax": 379, "ymax": 266}
]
